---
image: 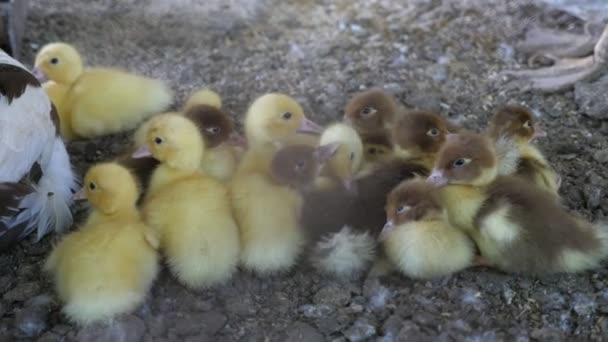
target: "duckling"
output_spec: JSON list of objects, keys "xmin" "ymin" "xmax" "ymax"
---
[
  {"xmin": 229, "ymin": 94, "xmax": 322, "ymax": 272},
  {"xmin": 136, "ymin": 114, "xmax": 240, "ymax": 289},
  {"xmin": 0, "ymin": 50, "xmax": 76, "ymax": 250},
  {"xmin": 487, "ymin": 105, "xmax": 560, "ymax": 195},
  {"xmin": 343, "ymin": 88, "xmax": 400, "ymax": 135},
  {"xmin": 44, "ymin": 163, "xmax": 159, "ymax": 325},
  {"xmin": 426, "ymin": 132, "xmax": 608, "ymax": 274},
  {"xmin": 314, "ymin": 123, "xmax": 364, "ymax": 192},
  {"xmin": 271, "ymin": 144, "xmax": 377, "ymax": 277},
  {"xmin": 33, "ymin": 42, "xmax": 173, "ymax": 141},
  {"xmin": 391, "ymin": 110, "xmax": 452, "ymax": 169},
  {"xmin": 381, "ymin": 179, "xmax": 474, "ymax": 279}
]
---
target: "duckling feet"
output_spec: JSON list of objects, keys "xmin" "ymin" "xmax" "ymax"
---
[
  {"xmin": 471, "ymin": 255, "xmax": 491, "ymax": 268},
  {"xmin": 500, "ymin": 24, "xmax": 608, "ymax": 93}
]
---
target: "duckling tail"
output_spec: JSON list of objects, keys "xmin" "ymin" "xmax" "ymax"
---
[{"xmin": 309, "ymin": 225, "xmax": 376, "ymax": 278}]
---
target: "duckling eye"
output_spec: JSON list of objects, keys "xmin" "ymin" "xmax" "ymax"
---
[
  {"xmin": 50, "ymin": 58, "xmax": 59, "ymax": 65},
  {"xmin": 397, "ymin": 205, "xmax": 409, "ymax": 214},
  {"xmin": 349, "ymin": 152, "xmax": 355, "ymax": 161},
  {"xmin": 206, "ymin": 127, "xmax": 221, "ymax": 134},
  {"xmin": 281, "ymin": 112, "xmax": 293, "ymax": 120},
  {"xmin": 427, "ymin": 128, "xmax": 439, "ymax": 137},
  {"xmin": 360, "ymin": 107, "xmax": 377, "ymax": 117},
  {"xmin": 88, "ymin": 182, "xmax": 96, "ymax": 191},
  {"xmin": 453, "ymin": 158, "xmax": 469, "ymax": 167},
  {"xmin": 154, "ymin": 137, "xmax": 163, "ymax": 145},
  {"xmin": 368, "ymin": 147, "xmax": 376, "ymax": 155}
]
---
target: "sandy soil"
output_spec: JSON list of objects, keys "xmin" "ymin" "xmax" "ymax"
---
[{"xmin": 2, "ymin": 0, "xmax": 608, "ymax": 341}]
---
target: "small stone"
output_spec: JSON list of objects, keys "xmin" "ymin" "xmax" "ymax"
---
[
  {"xmin": 343, "ymin": 319, "xmax": 376, "ymax": 342},
  {"xmin": 575, "ymin": 75, "xmax": 608, "ymax": 119},
  {"xmin": 313, "ymin": 285, "xmax": 351, "ymax": 307},
  {"xmin": 223, "ymin": 295, "xmax": 257, "ymax": 316},
  {"xmin": 75, "ymin": 315, "xmax": 145, "ymax": 342},
  {"xmin": 496, "ymin": 43, "xmax": 515, "ymax": 63},
  {"xmin": 381, "ymin": 315, "xmax": 402, "ymax": 337},
  {"xmin": 175, "ymin": 311, "xmax": 226, "ymax": 337},
  {"xmin": 299, "ymin": 304, "xmax": 335, "ymax": 318},
  {"xmin": 3, "ymin": 282, "xmax": 41, "ymax": 302},
  {"xmin": 14, "ymin": 295, "xmax": 52, "ymax": 338},
  {"xmin": 593, "ymin": 149, "xmax": 608, "ymax": 164},
  {"xmin": 584, "ymin": 184, "xmax": 603, "ymax": 209},
  {"xmin": 502, "ymin": 287, "xmax": 515, "ymax": 305},
  {"xmin": 559, "ymin": 312, "xmax": 574, "ymax": 333},
  {"xmin": 572, "ymin": 292, "xmax": 596, "ymax": 317},
  {"xmin": 285, "ymin": 322, "xmax": 324, "ymax": 342}
]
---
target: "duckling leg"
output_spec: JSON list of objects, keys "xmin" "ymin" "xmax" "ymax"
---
[{"xmin": 501, "ymin": 24, "xmax": 608, "ymax": 93}]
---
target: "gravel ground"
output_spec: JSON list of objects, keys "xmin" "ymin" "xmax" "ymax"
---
[{"xmin": 2, "ymin": 0, "xmax": 608, "ymax": 341}]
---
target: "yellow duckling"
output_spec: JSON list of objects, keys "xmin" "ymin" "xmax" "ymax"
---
[
  {"xmin": 135, "ymin": 114, "xmax": 240, "ymax": 289},
  {"xmin": 230, "ymin": 93, "xmax": 323, "ymax": 274},
  {"xmin": 33, "ymin": 42, "xmax": 173, "ymax": 141},
  {"xmin": 44, "ymin": 163, "xmax": 159, "ymax": 325},
  {"xmin": 314, "ymin": 123, "xmax": 364, "ymax": 193},
  {"xmin": 381, "ymin": 179, "xmax": 474, "ymax": 279}
]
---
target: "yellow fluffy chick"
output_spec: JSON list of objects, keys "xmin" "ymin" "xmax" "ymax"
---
[
  {"xmin": 33, "ymin": 42, "xmax": 173, "ymax": 141},
  {"xmin": 229, "ymin": 93, "xmax": 322, "ymax": 273},
  {"xmin": 44, "ymin": 163, "xmax": 159, "ymax": 325},
  {"xmin": 315, "ymin": 123, "xmax": 364, "ymax": 192},
  {"xmin": 133, "ymin": 89, "xmax": 241, "ymax": 183},
  {"xmin": 136, "ymin": 114, "xmax": 240, "ymax": 289},
  {"xmin": 381, "ymin": 179, "xmax": 474, "ymax": 279}
]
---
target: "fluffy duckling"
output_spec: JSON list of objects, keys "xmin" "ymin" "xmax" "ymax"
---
[
  {"xmin": 381, "ymin": 179, "xmax": 474, "ymax": 279},
  {"xmin": 44, "ymin": 163, "xmax": 159, "ymax": 325},
  {"xmin": 391, "ymin": 110, "xmax": 452, "ymax": 169},
  {"xmin": 343, "ymin": 88, "xmax": 400, "ymax": 135},
  {"xmin": 33, "ymin": 42, "xmax": 173, "ymax": 141},
  {"xmin": 427, "ymin": 133, "xmax": 608, "ymax": 274},
  {"xmin": 487, "ymin": 105, "xmax": 560, "ymax": 195},
  {"xmin": 136, "ymin": 114, "xmax": 240, "ymax": 289},
  {"xmin": 315, "ymin": 123, "xmax": 364, "ymax": 192}
]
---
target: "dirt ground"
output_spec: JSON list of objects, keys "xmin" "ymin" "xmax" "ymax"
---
[{"xmin": 2, "ymin": 0, "xmax": 608, "ymax": 340}]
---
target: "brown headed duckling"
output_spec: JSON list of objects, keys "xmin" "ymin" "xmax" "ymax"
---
[
  {"xmin": 426, "ymin": 132, "xmax": 608, "ymax": 274},
  {"xmin": 343, "ymin": 88, "xmax": 400, "ymax": 135}
]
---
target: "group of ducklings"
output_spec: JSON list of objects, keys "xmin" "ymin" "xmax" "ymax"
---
[{"xmin": 34, "ymin": 42, "xmax": 608, "ymax": 326}]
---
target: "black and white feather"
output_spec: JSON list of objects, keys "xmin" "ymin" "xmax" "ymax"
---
[{"xmin": 0, "ymin": 49, "xmax": 77, "ymax": 250}]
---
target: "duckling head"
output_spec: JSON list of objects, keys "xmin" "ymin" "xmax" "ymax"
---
[
  {"xmin": 382, "ymin": 179, "xmax": 443, "ymax": 236},
  {"xmin": 186, "ymin": 105, "xmax": 244, "ymax": 148},
  {"xmin": 487, "ymin": 105, "xmax": 546, "ymax": 146},
  {"xmin": 392, "ymin": 111, "xmax": 449, "ymax": 159},
  {"xmin": 79, "ymin": 163, "xmax": 140, "ymax": 215},
  {"xmin": 427, "ymin": 133, "xmax": 497, "ymax": 188},
  {"xmin": 245, "ymin": 93, "xmax": 323, "ymax": 145},
  {"xmin": 183, "ymin": 89, "xmax": 222, "ymax": 111},
  {"xmin": 344, "ymin": 88, "xmax": 398, "ymax": 134},
  {"xmin": 33, "ymin": 42, "xmax": 83, "ymax": 85},
  {"xmin": 319, "ymin": 123, "xmax": 363, "ymax": 192},
  {"xmin": 133, "ymin": 114, "xmax": 205, "ymax": 170},
  {"xmin": 270, "ymin": 144, "xmax": 337, "ymax": 190}
]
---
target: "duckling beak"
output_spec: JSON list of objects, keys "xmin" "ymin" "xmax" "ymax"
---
[
  {"xmin": 426, "ymin": 169, "xmax": 448, "ymax": 187},
  {"xmin": 532, "ymin": 124, "xmax": 547, "ymax": 139},
  {"xmin": 227, "ymin": 132, "xmax": 247, "ymax": 148},
  {"xmin": 31, "ymin": 67, "xmax": 48, "ymax": 83},
  {"xmin": 343, "ymin": 178, "xmax": 358, "ymax": 195},
  {"xmin": 72, "ymin": 188, "xmax": 87, "ymax": 201},
  {"xmin": 132, "ymin": 145, "xmax": 153, "ymax": 159},
  {"xmin": 379, "ymin": 219, "xmax": 394, "ymax": 240},
  {"xmin": 297, "ymin": 117, "xmax": 323, "ymax": 135}
]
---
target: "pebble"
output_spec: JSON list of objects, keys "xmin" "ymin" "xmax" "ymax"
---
[
  {"xmin": 313, "ymin": 285, "xmax": 351, "ymax": 307},
  {"xmin": 593, "ymin": 149, "xmax": 608, "ymax": 164},
  {"xmin": 284, "ymin": 322, "xmax": 324, "ymax": 342},
  {"xmin": 583, "ymin": 184, "xmax": 603, "ymax": 209},
  {"xmin": 3, "ymin": 282, "xmax": 41, "ymax": 302},
  {"xmin": 173, "ymin": 311, "xmax": 226, "ymax": 337},
  {"xmin": 75, "ymin": 315, "xmax": 145, "ymax": 342},
  {"xmin": 14, "ymin": 295, "xmax": 52, "ymax": 338},
  {"xmin": 496, "ymin": 43, "xmax": 515, "ymax": 63},
  {"xmin": 343, "ymin": 319, "xmax": 376, "ymax": 342},
  {"xmin": 299, "ymin": 304, "xmax": 335, "ymax": 318},
  {"xmin": 572, "ymin": 292, "xmax": 596, "ymax": 317},
  {"xmin": 575, "ymin": 75, "xmax": 608, "ymax": 119}
]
